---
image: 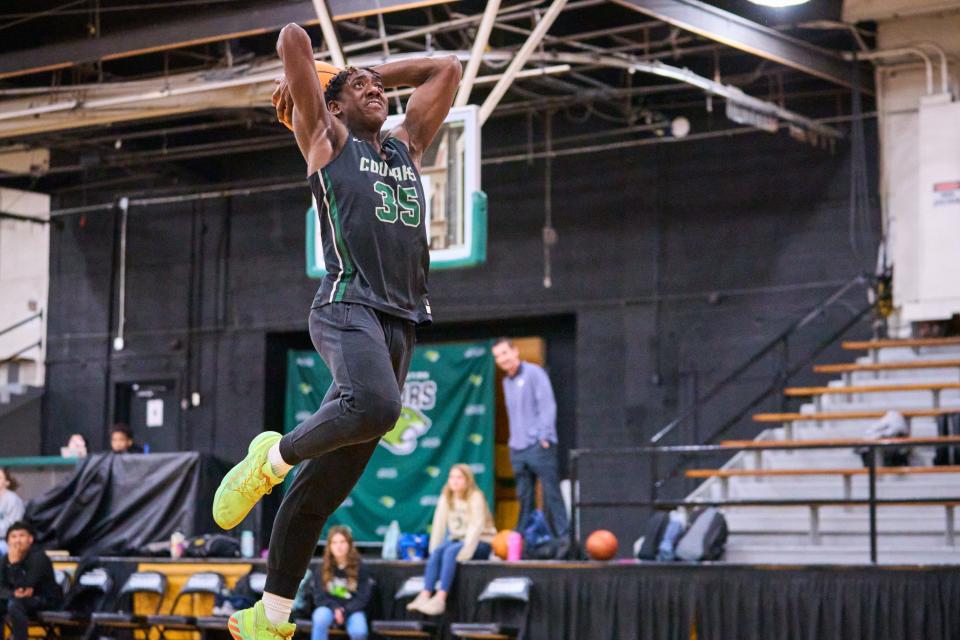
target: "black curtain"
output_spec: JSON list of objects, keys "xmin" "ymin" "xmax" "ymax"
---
[{"xmin": 361, "ymin": 562, "xmax": 960, "ymax": 640}]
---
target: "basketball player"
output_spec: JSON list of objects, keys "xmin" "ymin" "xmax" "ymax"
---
[{"xmin": 213, "ymin": 23, "xmax": 461, "ymax": 640}]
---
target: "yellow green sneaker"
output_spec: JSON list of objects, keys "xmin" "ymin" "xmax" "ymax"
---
[
  {"xmin": 228, "ymin": 601, "xmax": 295, "ymax": 640},
  {"xmin": 213, "ymin": 431, "xmax": 285, "ymax": 530}
]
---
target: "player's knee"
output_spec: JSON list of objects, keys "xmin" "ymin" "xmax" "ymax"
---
[{"xmin": 355, "ymin": 391, "xmax": 402, "ymax": 436}]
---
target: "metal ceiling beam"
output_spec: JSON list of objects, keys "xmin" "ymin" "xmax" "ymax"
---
[
  {"xmin": 0, "ymin": 0, "xmax": 454, "ymax": 81},
  {"xmin": 455, "ymin": 0, "xmax": 501, "ymax": 107},
  {"xmin": 479, "ymin": 0, "xmax": 569, "ymax": 125},
  {"xmin": 611, "ymin": 0, "xmax": 858, "ymax": 89},
  {"xmin": 312, "ymin": 0, "xmax": 347, "ymax": 68}
]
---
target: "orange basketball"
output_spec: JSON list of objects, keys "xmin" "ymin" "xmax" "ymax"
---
[
  {"xmin": 278, "ymin": 61, "xmax": 342, "ymax": 130},
  {"xmin": 313, "ymin": 60, "xmax": 341, "ymax": 91},
  {"xmin": 585, "ymin": 529, "xmax": 618, "ymax": 561},
  {"xmin": 492, "ymin": 530, "xmax": 513, "ymax": 560}
]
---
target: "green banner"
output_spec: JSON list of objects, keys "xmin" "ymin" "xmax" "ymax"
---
[{"xmin": 284, "ymin": 341, "xmax": 494, "ymax": 541}]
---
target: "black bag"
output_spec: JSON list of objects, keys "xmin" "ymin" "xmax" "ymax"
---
[
  {"xmin": 675, "ymin": 508, "xmax": 727, "ymax": 561},
  {"xmin": 635, "ymin": 512, "xmax": 670, "ymax": 560},
  {"xmin": 183, "ymin": 534, "xmax": 241, "ymax": 558},
  {"xmin": 523, "ymin": 536, "xmax": 571, "ymax": 560},
  {"xmin": 934, "ymin": 413, "xmax": 960, "ymax": 466}
]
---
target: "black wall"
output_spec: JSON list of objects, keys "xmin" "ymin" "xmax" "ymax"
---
[{"xmin": 44, "ymin": 122, "xmax": 879, "ymax": 545}]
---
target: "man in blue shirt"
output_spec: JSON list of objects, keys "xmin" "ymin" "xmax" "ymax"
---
[{"xmin": 492, "ymin": 338, "xmax": 569, "ymax": 538}]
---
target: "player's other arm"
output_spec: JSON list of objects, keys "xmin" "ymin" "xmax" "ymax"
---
[
  {"xmin": 376, "ymin": 56, "xmax": 462, "ymax": 167},
  {"xmin": 275, "ymin": 24, "xmax": 345, "ymax": 174}
]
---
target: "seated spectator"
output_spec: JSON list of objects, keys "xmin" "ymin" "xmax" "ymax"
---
[
  {"xmin": 0, "ymin": 522, "xmax": 62, "ymax": 640},
  {"xmin": 407, "ymin": 464, "xmax": 496, "ymax": 616},
  {"xmin": 110, "ymin": 425, "xmax": 144, "ymax": 454},
  {"xmin": 309, "ymin": 526, "xmax": 370, "ymax": 640},
  {"xmin": 61, "ymin": 434, "xmax": 88, "ymax": 459},
  {"xmin": 0, "ymin": 469, "xmax": 24, "ymax": 556}
]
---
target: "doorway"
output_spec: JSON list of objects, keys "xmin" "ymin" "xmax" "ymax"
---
[{"xmin": 115, "ymin": 380, "xmax": 181, "ymax": 452}]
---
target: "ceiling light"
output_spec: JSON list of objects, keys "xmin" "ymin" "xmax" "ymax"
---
[{"xmin": 748, "ymin": 0, "xmax": 809, "ymax": 6}]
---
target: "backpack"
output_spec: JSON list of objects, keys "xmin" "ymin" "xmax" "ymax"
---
[
  {"xmin": 634, "ymin": 511, "xmax": 669, "ymax": 560},
  {"xmin": 183, "ymin": 534, "xmax": 241, "ymax": 558},
  {"xmin": 675, "ymin": 508, "xmax": 728, "ymax": 561},
  {"xmin": 398, "ymin": 533, "xmax": 429, "ymax": 560},
  {"xmin": 656, "ymin": 513, "xmax": 687, "ymax": 561},
  {"xmin": 521, "ymin": 510, "xmax": 553, "ymax": 548}
]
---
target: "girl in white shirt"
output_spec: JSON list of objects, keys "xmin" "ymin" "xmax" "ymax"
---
[{"xmin": 407, "ymin": 464, "xmax": 495, "ymax": 616}]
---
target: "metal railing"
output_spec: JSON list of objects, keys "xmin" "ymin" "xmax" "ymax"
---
[
  {"xmin": 650, "ymin": 274, "xmax": 871, "ymax": 447},
  {"xmin": 569, "ymin": 438, "xmax": 960, "ymax": 563},
  {"xmin": 0, "ymin": 310, "xmax": 43, "ymax": 365},
  {"xmin": 0, "ymin": 310, "xmax": 42, "ymax": 339}
]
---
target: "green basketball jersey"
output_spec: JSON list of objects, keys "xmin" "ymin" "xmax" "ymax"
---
[{"xmin": 309, "ymin": 134, "xmax": 431, "ymax": 324}]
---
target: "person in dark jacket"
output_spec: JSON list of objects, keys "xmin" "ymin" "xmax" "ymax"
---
[
  {"xmin": 308, "ymin": 526, "xmax": 370, "ymax": 640},
  {"xmin": 0, "ymin": 522, "xmax": 62, "ymax": 640}
]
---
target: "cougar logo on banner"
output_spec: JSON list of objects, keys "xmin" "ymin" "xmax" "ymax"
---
[{"xmin": 379, "ymin": 406, "xmax": 433, "ymax": 455}]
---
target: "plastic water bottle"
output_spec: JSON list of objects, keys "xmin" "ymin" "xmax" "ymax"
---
[
  {"xmin": 506, "ymin": 532, "xmax": 523, "ymax": 561},
  {"xmin": 382, "ymin": 520, "xmax": 400, "ymax": 560},
  {"xmin": 241, "ymin": 531, "xmax": 255, "ymax": 558},
  {"xmin": 170, "ymin": 531, "xmax": 185, "ymax": 559}
]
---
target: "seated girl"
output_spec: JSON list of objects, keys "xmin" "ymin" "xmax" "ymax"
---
[
  {"xmin": 309, "ymin": 526, "xmax": 371, "ymax": 640},
  {"xmin": 407, "ymin": 464, "xmax": 496, "ymax": 616}
]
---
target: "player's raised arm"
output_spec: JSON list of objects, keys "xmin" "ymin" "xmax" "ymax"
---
[
  {"xmin": 275, "ymin": 24, "xmax": 346, "ymax": 174},
  {"xmin": 375, "ymin": 55, "xmax": 462, "ymax": 167}
]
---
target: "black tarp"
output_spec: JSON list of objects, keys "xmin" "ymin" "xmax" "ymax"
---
[{"xmin": 25, "ymin": 452, "xmax": 223, "ymax": 556}]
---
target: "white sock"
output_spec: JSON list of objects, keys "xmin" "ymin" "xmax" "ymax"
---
[
  {"xmin": 261, "ymin": 592, "xmax": 294, "ymax": 627},
  {"xmin": 267, "ymin": 443, "xmax": 292, "ymax": 478}
]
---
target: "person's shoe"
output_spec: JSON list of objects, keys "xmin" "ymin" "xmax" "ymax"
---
[
  {"xmin": 406, "ymin": 591, "xmax": 432, "ymax": 612},
  {"xmin": 214, "ymin": 431, "xmax": 285, "ymax": 530},
  {"xmin": 227, "ymin": 601, "xmax": 295, "ymax": 640},
  {"xmin": 418, "ymin": 593, "xmax": 446, "ymax": 616}
]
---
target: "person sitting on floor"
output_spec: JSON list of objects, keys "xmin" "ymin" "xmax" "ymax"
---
[
  {"xmin": 407, "ymin": 464, "xmax": 496, "ymax": 616},
  {"xmin": 0, "ymin": 522, "xmax": 62, "ymax": 640},
  {"xmin": 308, "ymin": 526, "xmax": 371, "ymax": 640}
]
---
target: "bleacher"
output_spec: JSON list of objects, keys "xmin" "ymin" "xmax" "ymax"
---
[{"xmin": 683, "ymin": 336, "xmax": 960, "ymax": 564}]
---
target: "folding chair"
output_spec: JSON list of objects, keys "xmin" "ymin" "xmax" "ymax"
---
[
  {"xmin": 196, "ymin": 571, "xmax": 266, "ymax": 639},
  {"xmin": 54, "ymin": 569, "xmax": 73, "ymax": 597},
  {"xmin": 146, "ymin": 571, "xmax": 225, "ymax": 640},
  {"xmin": 370, "ymin": 576, "xmax": 438, "ymax": 640},
  {"xmin": 39, "ymin": 566, "xmax": 114, "ymax": 640},
  {"xmin": 293, "ymin": 577, "xmax": 374, "ymax": 639},
  {"xmin": 89, "ymin": 571, "xmax": 167, "ymax": 638},
  {"xmin": 449, "ymin": 577, "xmax": 533, "ymax": 640}
]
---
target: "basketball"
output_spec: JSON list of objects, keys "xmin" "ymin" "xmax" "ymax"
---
[
  {"xmin": 314, "ymin": 60, "xmax": 341, "ymax": 90},
  {"xmin": 585, "ymin": 530, "xmax": 618, "ymax": 561},
  {"xmin": 279, "ymin": 61, "xmax": 342, "ymax": 130},
  {"xmin": 492, "ymin": 529, "xmax": 513, "ymax": 560}
]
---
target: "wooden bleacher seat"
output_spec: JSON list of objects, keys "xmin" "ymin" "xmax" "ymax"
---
[
  {"xmin": 682, "ymin": 464, "xmax": 960, "ymax": 546},
  {"xmin": 720, "ymin": 435, "xmax": 960, "ymax": 450},
  {"xmin": 784, "ymin": 382, "xmax": 960, "ymax": 397},
  {"xmin": 685, "ymin": 465, "xmax": 960, "ymax": 480},
  {"xmin": 753, "ymin": 408, "xmax": 956, "ymax": 426},
  {"xmin": 813, "ymin": 359, "xmax": 960, "ymax": 374},
  {"xmin": 842, "ymin": 337, "xmax": 960, "ymax": 351},
  {"xmin": 784, "ymin": 382, "xmax": 960, "ymax": 410}
]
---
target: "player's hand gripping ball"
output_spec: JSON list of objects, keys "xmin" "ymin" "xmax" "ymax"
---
[{"xmin": 274, "ymin": 61, "xmax": 341, "ymax": 130}]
